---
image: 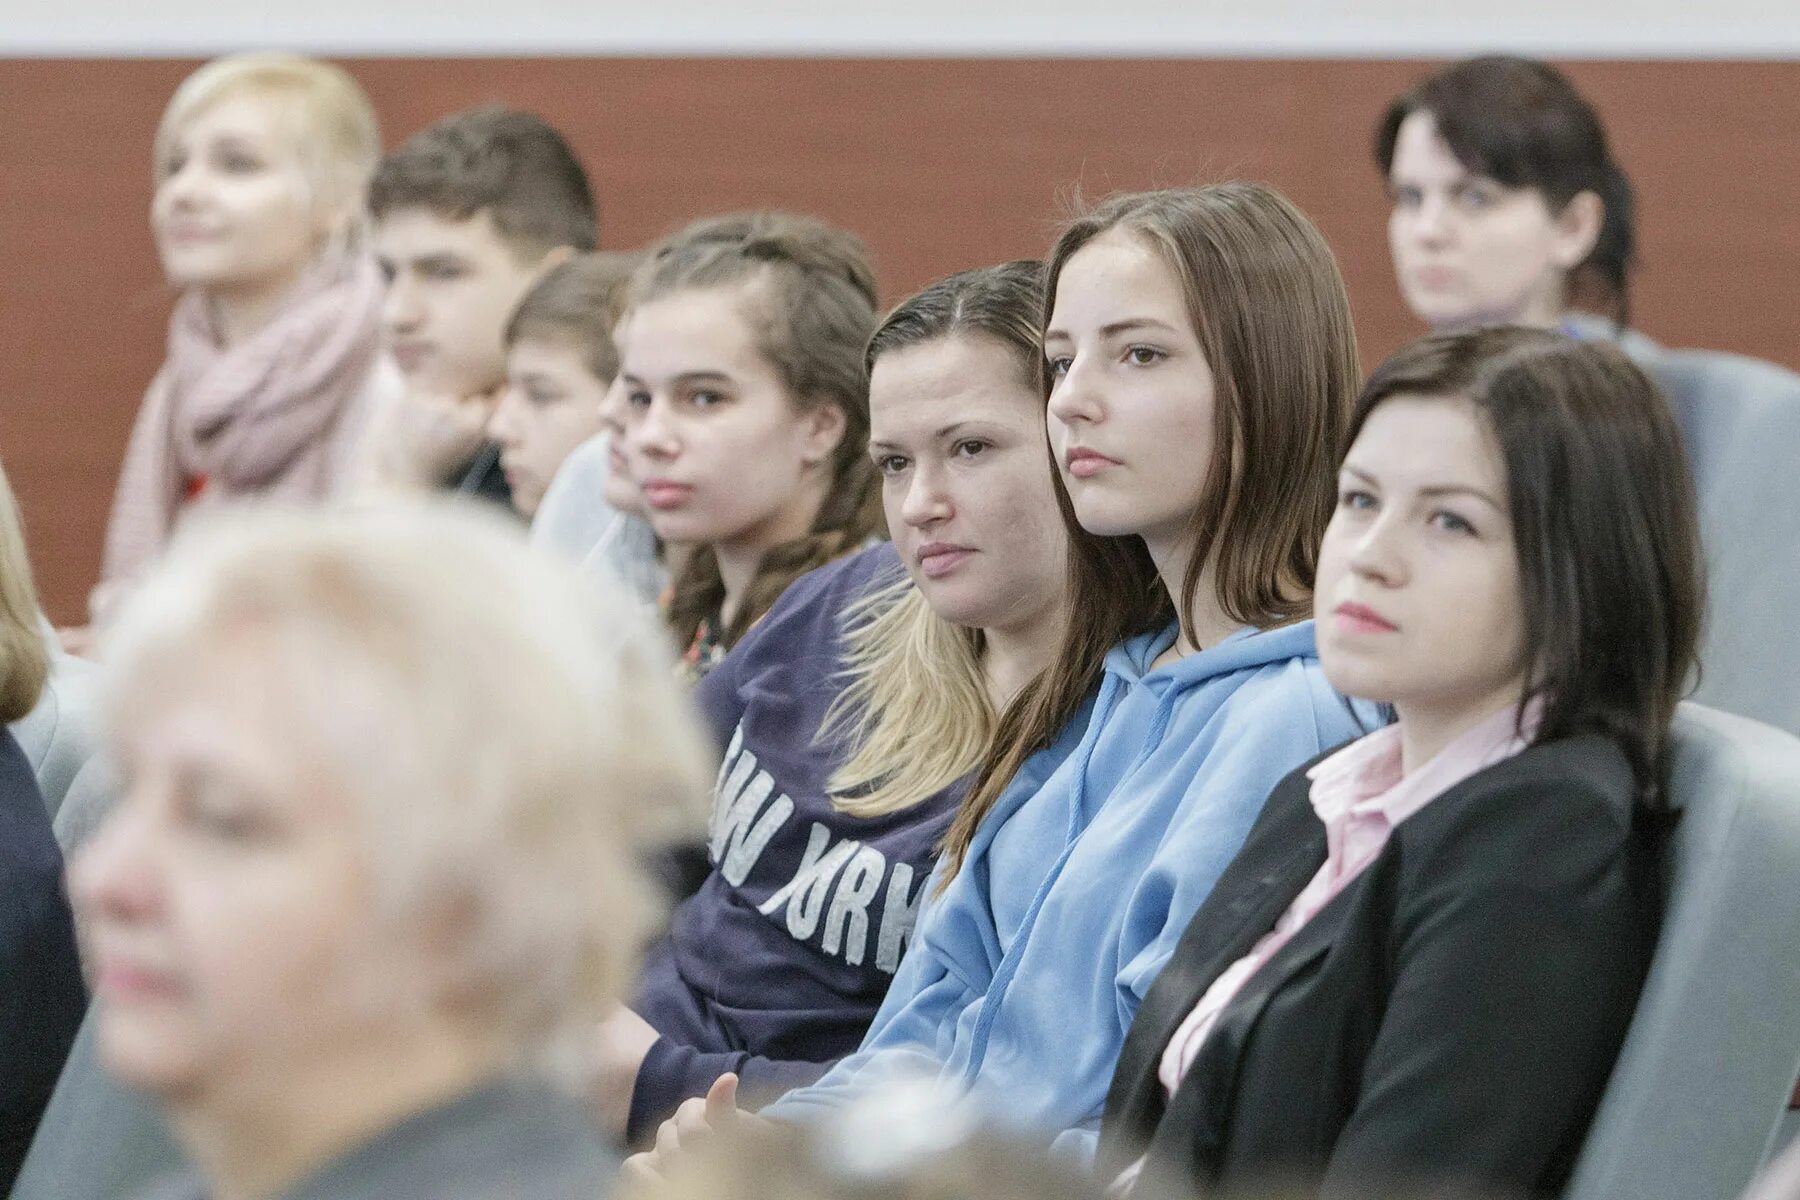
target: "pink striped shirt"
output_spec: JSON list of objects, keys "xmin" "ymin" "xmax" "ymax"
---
[{"xmin": 1156, "ymin": 701, "xmax": 1540, "ymax": 1098}]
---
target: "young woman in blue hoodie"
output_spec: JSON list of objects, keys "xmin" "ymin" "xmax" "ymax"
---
[
  {"xmin": 601, "ymin": 262, "xmax": 1072, "ymax": 1143},
  {"xmin": 628, "ymin": 184, "xmax": 1372, "ymax": 1169}
]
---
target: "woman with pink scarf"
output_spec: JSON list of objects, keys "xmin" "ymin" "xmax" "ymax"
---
[{"xmin": 84, "ymin": 54, "xmax": 400, "ymax": 632}]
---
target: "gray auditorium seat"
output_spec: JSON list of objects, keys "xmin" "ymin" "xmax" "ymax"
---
[
  {"xmin": 8, "ymin": 1005, "xmax": 187, "ymax": 1200},
  {"xmin": 6, "ymin": 621, "xmax": 111, "ymax": 846},
  {"xmin": 1642, "ymin": 349, "xmax": 1800, "ymax": 737},
  {"xmin": 1563, "ymin": 704, "xmax": 1800, "ymax": 1200}
]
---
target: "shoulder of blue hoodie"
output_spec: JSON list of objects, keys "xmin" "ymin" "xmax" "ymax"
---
[
  {"xmin": 631, "ymin": 541, "xmax": 966, "ymax": 1140},
  {"xmin": 765, "ymin": 621, "xmax": 1371, "ymax": 1159}
]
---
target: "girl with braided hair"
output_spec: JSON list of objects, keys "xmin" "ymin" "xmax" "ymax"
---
[{"xmin": 615, "ymin": 212, "xmax": 885, "ymax": 681}]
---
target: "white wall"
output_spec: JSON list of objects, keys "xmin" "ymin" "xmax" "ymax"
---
[{"xmin": 6, "ymin": 0, "xmax": 1799, "ymax": 58}]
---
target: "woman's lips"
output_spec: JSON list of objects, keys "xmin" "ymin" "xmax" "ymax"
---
[
  {"xmin": 93, "ymin": 955, "xmax": 185, "ymax": 1003},
  {"xmin": 918, "ymin": 544, "xmax": 973, "ymax": 580},
  {"xmin": 1413, "ymin": 265, "xmax": 1459, "ymax": 290},
  {"xmin": 641, "ymin": 481, "xmax": 693, "ymax": 511},
  {"xmin": 390, "ymin": 342, "xmax": 432, "ymax": 373},
  {"xmin": 1064, "ymin": 447, "xmax": 1121, "ymax": 480},
  {"xmin": 1334, "ymin": 601, "xmax": 1399, "ymax": 635}
]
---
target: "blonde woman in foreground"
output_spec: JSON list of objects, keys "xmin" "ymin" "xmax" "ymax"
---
[{"xmin": 71, "ymin": 499, "xmax": 710, "ymax": 1200}]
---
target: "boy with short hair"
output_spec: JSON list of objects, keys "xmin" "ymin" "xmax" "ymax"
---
[
  {"xmin": 365, "ymin": 105, "xmax": 598, "ymax": 501},
  {"xmin": 498, "ymin": 251, "xmax": 666, "ymax": 604}
]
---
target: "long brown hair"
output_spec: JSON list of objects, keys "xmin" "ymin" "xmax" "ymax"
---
[
  {"xmin": 636, "ymin": 212, "xmax": 886, "ymax": 651},
  {"xmin": 824, "ymin": 261, "xmax": 1048, "ymax": 819},
  {"xmin": 1352, "ymin": 328, "xmax": 1703, "ymax": 806},
  {"xmin": 942, "ymin": 184, "xmax": 1360, "ymax": 881}
]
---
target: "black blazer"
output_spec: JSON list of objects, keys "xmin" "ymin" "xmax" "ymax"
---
[
  {"xmin": 1099, "ymin": 733, "xmax": 1660, "ymax": 1200},
  {"xmin": 1, "ymin": 728, "xmax": 87, "ymax": 1195}
]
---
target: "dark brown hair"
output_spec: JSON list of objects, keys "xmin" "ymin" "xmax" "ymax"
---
[
  {"xmin": 369, "ymin": 105, "xmax": 598, "ymax": 257},
  {"xmin": 944, "ymin": 184, "xmax": 1360, "ymax": 880},
  {"xmin": 1353, "ymin": 327, "xmax": 1703, "ymax": 806},
  {"xmin": 637, "ymin": 212, "xmax": 885, "ymax": 651},
  {"xmin": 1375, "ymin": 56, "xmax": 1636, "ymax": 327},
  {"xmin": 503, "ymin": 250, "xmax": 641, "ymax": 383}
]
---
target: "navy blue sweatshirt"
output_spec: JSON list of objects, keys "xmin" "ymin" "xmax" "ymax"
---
[{"xmin": 629, "ymin": 543, "xmax": 962, "ymax": 1142}]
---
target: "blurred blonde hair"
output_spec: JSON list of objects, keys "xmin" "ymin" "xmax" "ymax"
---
[
  {"xmin": 0, "ymin": 461, "xmax": 49, "ymax": 722},
  {"xmin": 99, "ymin": 497, "xmax": 712, "ymax": 1085},
  {"xmin": 155, "ymin": 53, "xmax": 381, "ymax": 239}
]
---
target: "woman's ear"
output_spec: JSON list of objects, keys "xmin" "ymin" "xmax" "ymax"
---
[
  {"xmin": 800, "ymin": 402, "xmax": 849, "ymax": 467},
  {"xmin": 1551, "ymin": 189, "xmax": 1605, "ymax": 270}
]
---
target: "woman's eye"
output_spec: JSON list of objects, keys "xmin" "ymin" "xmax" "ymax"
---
[
  {"xmin": 178, "ymin": 782, "xmax": 273, "ymax": 843},
  {"xmin": 526, "ymin": 387, "xmax": 564, "ymax": 408},
  {"xmin": 421, "ymin": 262, "xmax": 467, "ymax": 282},
  {"xmin": 624, "ymin": 390, "xmax": 651, "ymax": 410},
  {"xmin": 217, "ymin": 150, "xmax": 263, "ymax": 175},
  {"xmin": 1045, "ymin": 356, "xmax": 1072, "ymax": 380},
  {"xmin": 689, "ymin": 390, "xmax": 726, "ymax": 409},
  {"xmin": 1432, "ymin": 510, "xmax": 1477, "ymax": 535},
  {"xmin": 1456, "ymin": 183, "xmax": 1498, "ymax": 211},
  {"xmin": 161, "ymin": 152, "xmax": 189, "ymax": 178},
  {"xmin": 877, "ymin": 454, "xmax": 910, "ymax": 476},
  {"xmin": 953, "ymin": 439, "xmax": 988, "ymax": 459},
  {"xmin": 1125, "ymin": 345, "xmax": 1165, "ymax": 367},
  {"xmin": 1389, "ymin": 183, "xmax": 1422, "ymax": 210},
  {"xmin": 1339, "ymin": 489, "xmax": 1377, "ymax": 511}
]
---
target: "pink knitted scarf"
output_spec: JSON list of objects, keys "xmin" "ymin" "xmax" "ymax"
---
[{"xmin": 162, "ymin": 252, "xmax": 384, "ymax": 491}]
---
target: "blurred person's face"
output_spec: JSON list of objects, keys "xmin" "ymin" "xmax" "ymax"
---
[
  {"xmin": 489, "ymin": 336, "xmax": 610, "ymax": 518},
  {"xmin": 70, "ymin": 632, "xmax": 441, "ymax": 1106},
  {"xmin": 1386, "ymin": 111, "xmax": 1598, "ymax": 331},
  {"xmin": 616, "ymin": 285, "xmax": 845, "ymax": 559},
  {"xmin": 1043, "ymin": 230, "xmax": 1215, "ymax": 567},
  {"xmin": 373, "ymin": 207, "xmax": 547, "ymax": 399},
  {"xmin": 869, "ymin": 334, "xmax": 1066, "ymax": 637},
  {"xmin": 597, "ymin": 350, "xmax": 646, "ymax": 517},
  {"xmin": 1314, "ymin": 394, "xmax": 1528, "ymax": 728},
  {"xmin": 152, "ymin": 94, "xmax": 330, "ymax": 300}
]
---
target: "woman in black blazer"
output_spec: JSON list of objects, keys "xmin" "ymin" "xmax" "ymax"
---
[
  {"xmin": 0, "ymin": 461, "xmax": 87, "ymax": 1194},
  {"xmin": 1100, "ymin": 328, "xmax": 1705, "ymax": 1200}
]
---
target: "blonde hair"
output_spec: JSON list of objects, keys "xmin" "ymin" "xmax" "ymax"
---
[
  {"xmin": 823, "ymin": 583, "xmax": 988, "ymax": 818},
  {"xmin": 155, "ymin": 54, "xmax": 381, "ymax": 235},
  {"xmin": 99, "ymin": 498, "xmax": 712, "ymax": 1085},
  {"xmin": 822, "ymin": 261, "xmax": 1048, "ymax": 819},
  {"xmin": 0, "ymin": 461, "xmax": 49, "ymax": 723}
]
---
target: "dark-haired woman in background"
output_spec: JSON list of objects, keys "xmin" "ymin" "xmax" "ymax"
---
[
  {"xmin": 1100, "ymin": 328, "xmax": 1704, "ymax": 1200},
  {"xmin": 1376, "ymin": 54, "xmax": 1800, "ymax": 740},
  {"xmin": 1378, "ymin": 55, "xmax": 1637, "ymax": 340}
]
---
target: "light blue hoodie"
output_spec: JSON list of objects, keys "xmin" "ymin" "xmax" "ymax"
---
[{"xmin": 765, "ymin": 619, "xmax": 1369, "ymax": 1158}]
